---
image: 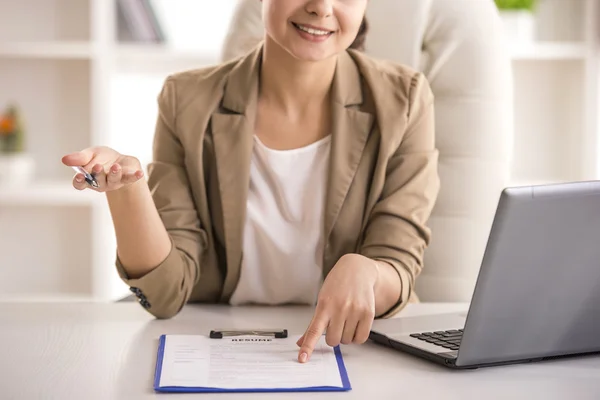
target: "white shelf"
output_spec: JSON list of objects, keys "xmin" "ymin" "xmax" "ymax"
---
[
  {"xmin": 0, "ymin": 41, "xmax": 581, "ymax": 64},
  {"xmin": 0, "ymin": 182, "xmax": 99, "ymax": 206},
  {"xmin": 0, "ymin": 41, "xmax": 95, "ymax": 59},
  {"xmin": 116, "ymin": 44, "xmax": 219, "ymax": 64},
  {"xmin": 510, "ymin": 42, "xmax": 588, "ymax": 60}
]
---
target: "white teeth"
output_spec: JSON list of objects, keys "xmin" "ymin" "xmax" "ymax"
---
[{"xmin": 296, "ymin": 24, "xmax": 330, "ymax": 36}]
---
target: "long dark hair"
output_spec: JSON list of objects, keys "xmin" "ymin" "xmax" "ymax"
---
[{"xmin": 349, "ymin": 17, "xmax": 368, "ymax": 51}]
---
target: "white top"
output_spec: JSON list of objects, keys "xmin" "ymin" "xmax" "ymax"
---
[{"xmin": 229, "ymin": 134, "xmax": 331, "ymax": 306}]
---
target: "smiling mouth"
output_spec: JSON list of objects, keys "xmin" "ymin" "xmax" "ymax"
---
[{"xmin": 292, "ymin": 22, "xmax": 334, "ymax": 36}]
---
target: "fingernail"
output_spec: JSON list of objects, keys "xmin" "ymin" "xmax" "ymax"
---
[
  {"xmin": 75, "ymin": 177, "xmax": 83, "ymax": 183},
  {"xmin": 299, "ymin": 352, "xmax": 308, "ymax": 363}
]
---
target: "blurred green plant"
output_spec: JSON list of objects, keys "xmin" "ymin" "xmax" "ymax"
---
[{"xmin": 495, "ymin": 0, "xmax": 536, "ymax": 11}]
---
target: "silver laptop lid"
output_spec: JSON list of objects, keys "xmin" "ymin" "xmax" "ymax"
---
[{"xmin": 457, "ymin": 181, "xmax": 600, "ymax": 367}]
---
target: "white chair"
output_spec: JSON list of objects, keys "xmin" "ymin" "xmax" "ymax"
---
[{"xmin": 220, "ymin": 0, "xmax": 514, "ymax": 303}]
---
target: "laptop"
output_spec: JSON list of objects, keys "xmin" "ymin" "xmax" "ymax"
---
[{"xmin": 369, "ymin": 180, "xmax": 600, "ymax": 369}]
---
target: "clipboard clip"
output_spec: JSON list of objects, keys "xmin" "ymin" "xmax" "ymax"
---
[{"xmin": 209, "ymin": 329, "xmax": 288, "ymax": 339}]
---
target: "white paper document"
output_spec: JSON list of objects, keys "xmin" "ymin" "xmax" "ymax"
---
[{"xmin": 156, "ymin": 334, "xmax": 348, "ymax": 390}]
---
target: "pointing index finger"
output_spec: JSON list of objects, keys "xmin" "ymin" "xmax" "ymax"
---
[{"xmin": 298, "ymin": 313, "xmax": 328, "ymax": 363}]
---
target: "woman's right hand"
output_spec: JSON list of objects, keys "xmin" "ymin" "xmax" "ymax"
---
[{"xmin": 61, "ymin": 146, "xmax": 144, "ymax": 192}]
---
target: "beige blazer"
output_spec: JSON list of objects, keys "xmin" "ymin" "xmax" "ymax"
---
[{"xmin": 116, "ymin": 43, "xmax": 440, "ymax": 319}]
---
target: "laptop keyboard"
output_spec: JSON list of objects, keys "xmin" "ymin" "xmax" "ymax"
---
[{"xmin": 409, "ymin": 329, "xmax": 463, "ymax": 351}]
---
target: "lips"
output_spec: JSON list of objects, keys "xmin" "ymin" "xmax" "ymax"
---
[{"xmin": 292, "ymin": 22, "xmax": 334, "ymax": 36}]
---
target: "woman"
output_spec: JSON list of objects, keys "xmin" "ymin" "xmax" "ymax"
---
[{"xmin": 61, "ymin": 0, "xmax": 439, "ymax": 363}]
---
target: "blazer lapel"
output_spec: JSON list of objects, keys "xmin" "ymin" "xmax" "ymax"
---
[
  {"xmin": 211, "ymin": 45, "xmax": 262, "ymax": 302},
  {"xmin": 323, "ymin": 51, "xmax": 374, "ymax": 274}
]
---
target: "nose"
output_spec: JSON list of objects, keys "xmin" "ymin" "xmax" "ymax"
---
[{"xmin": 305, "ymin": 0, "xmax": 333, "ymax": 18}]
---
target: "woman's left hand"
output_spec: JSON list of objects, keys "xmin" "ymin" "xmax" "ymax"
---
[{"xmin": 296, "ymin": 254, "xmax": 379, "ymax": 363}]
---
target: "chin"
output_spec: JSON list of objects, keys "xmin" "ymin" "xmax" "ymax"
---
[
  {"xmin": 290, "ymin": 49, "xmax": 334, "ymax": 62},
  {"xmin": 285, "ymin": 41, "xmax": 340, "ymax": 63}
]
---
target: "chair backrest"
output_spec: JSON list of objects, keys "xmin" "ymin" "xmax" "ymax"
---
[{"xmin": 220, "ymin": 0, "xmax": 514, "ymax": 302}]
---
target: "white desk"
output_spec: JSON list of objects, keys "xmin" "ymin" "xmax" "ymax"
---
[{"xmin": 0, "ymin": 302, "xmax": 598, "ymax": 399}]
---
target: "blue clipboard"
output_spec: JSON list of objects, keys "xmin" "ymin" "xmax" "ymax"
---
[{"xmin": 153, "ymin": 334, "xmax": 352, "ymax": 393}]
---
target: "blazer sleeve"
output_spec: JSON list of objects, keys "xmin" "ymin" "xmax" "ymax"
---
[
  {"xmin": 115, "ymin": 77, "xmax": 207, "ymax": 319},
  {"xmin": 360, "ymin": 72, "xmax": 440, "ymax": 318}
]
